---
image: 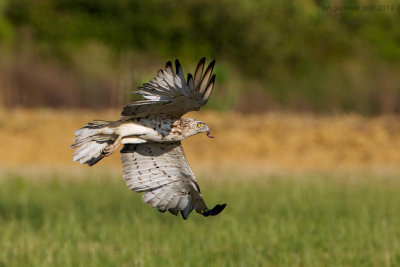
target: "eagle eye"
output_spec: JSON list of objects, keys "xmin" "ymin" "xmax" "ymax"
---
[{"xmin": 197, "ymin": 123, "xmax": 202, "ymax": 128}]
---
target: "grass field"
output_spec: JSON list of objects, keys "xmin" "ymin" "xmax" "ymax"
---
[
  {"xmin": 1, "ymin": 170, "xmax": 399, "ymax": 266},
  {"xmin": 1, "ymin": 109, "xmax": 399, "ymax": 265}
]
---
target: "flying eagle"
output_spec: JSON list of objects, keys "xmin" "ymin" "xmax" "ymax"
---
[{"xmin": 71, "ymin": 58, "xmax": 226, "ymax": 219}]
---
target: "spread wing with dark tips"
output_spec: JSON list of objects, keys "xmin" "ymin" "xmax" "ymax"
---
[
  {"xmin": 120, "ymin": 142, "xmax": 226, "ymax": 219},
  {"xmin": 121, "ymin": 58, "xmax": 216, "ymax": 119}
]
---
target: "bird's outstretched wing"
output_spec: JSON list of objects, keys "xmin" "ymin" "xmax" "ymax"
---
[
  {"xmin": 121, "ymin": 58, "xmax": 216, "ymax": 119},
  {"xmin": 120, "ymin": 142, "xmax": 226, "ymax": 219}
]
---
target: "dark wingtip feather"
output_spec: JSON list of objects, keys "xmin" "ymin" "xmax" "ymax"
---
[
  {"xmin": 209, "ymin": 74, "xmax": 216, "ymax": 84},
  {"xmin": 175, "ymin": 59, "xmax": 182, "ymax": 74},
  {"xmin": 194, "ymin": 58, "xmax": 206, "ymax": 88},
  {"xmin": 87, "ymin": 155, "xmax": 104, "ymax": 166},
  {"xmin": 202, "ymin": 203, "xmax": 226, "ymax": 217},
  {"xmin": 198, "ymin": 60, "xmax": 216, "ymax": 93},
  {"xmin": 175, "ymin": 59, "xmax": 185, "ymax": 81},
  {"xmin": 204, "ymin": 60, "xmax": 215, "ymax": 76},
  {"xmin": 202, "ymin": 74, "xmax": 216, "ymax": 101},
  {"xmin": 181, "ymin": 210, "xmax": 189, "ymax": 220},
  {"xmin": 168, "ymin": 208, "xmax": 179, "ymax": 216},
  {"xmin": 165, "ymin": 61, "xmax": 173, "ymax": 69},
  {"xmin": 187, "ymin": 73, "xmax": 193, "ymax": 87},
  {"xmin": 165, "ymin": 61, "xmax": 173, "ymax": 73},
  {"xmin": 198, "ymin": 57, "xmax": 206, "ymax": 66},
  {"xmin": 207, "ymin": 60, "xmax": 216, "ymax": 71}
]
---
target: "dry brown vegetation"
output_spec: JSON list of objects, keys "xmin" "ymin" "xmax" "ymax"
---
[{"xmin": 0, "ymin": 109, "xmax": 399, "ymax": 173}]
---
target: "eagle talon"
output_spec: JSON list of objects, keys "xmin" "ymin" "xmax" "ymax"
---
[{"xmin": 102, "ymin": 136, "xmax": 122, "ymax": 156}]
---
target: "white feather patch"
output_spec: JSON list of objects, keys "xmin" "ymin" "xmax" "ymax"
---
[
  {"xmin": 116, "ymin": 123, "xmax": 153, "ymax": 137},
  {"xmin": 121, "ymin": 137, "xmax": 147, "ymax": 144}
]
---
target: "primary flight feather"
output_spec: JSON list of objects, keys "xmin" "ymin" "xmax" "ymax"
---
[{"xmin": 71, "ymin": 58, "xmax": 226, "ymax": 219}]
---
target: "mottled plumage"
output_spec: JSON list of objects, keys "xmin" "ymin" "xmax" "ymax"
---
[{"xmin": 71, "ymin": 58, "xmax": 226, "ymax": 219}]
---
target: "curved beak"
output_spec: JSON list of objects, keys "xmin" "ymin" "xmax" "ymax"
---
[{"xmin": 206, "ymin": 130, "xmax": 215, "ymax": 138}]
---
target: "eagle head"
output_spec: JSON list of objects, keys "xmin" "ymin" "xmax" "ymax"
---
[{"xmin": 179, "ymin": 118, "xmax": 214, "ymax": 138}]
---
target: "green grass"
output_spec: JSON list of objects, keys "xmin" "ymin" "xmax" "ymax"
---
[{"xmin": 0, "ymin": 170, "xmax": 400, "ymax": 266}]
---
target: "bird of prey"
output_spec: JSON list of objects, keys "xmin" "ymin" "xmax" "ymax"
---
[{"xmin": 71, "ymin": 58, "xmax": 226, "ymax": 219}]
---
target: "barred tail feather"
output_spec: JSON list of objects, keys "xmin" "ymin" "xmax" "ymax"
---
[{"xmin": 71, "ymin": 120, "xmax": 118, "ymax": 166}]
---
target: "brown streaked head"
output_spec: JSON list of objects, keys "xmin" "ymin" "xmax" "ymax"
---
[{"xmin": 179, "ymin": 118, "xmax": 214, "ymax": 138}]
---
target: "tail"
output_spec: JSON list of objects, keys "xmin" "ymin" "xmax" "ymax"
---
[{"xmin": 71, "ymin": 120, "xmax": 119, "ymax": 166}]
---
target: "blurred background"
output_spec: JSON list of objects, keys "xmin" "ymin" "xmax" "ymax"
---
[
  {"xmin": 1, "ymin": 0, "xmax": 400, "ymax": 266},
  {"xmin": 1, "ymin": 0, "xmax": 400, "ymax": 114}
]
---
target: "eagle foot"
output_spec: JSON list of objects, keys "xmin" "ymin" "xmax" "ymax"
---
[{"xmin": 102, "ymin": 136, "xmax": 122, "ymax": 156}]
